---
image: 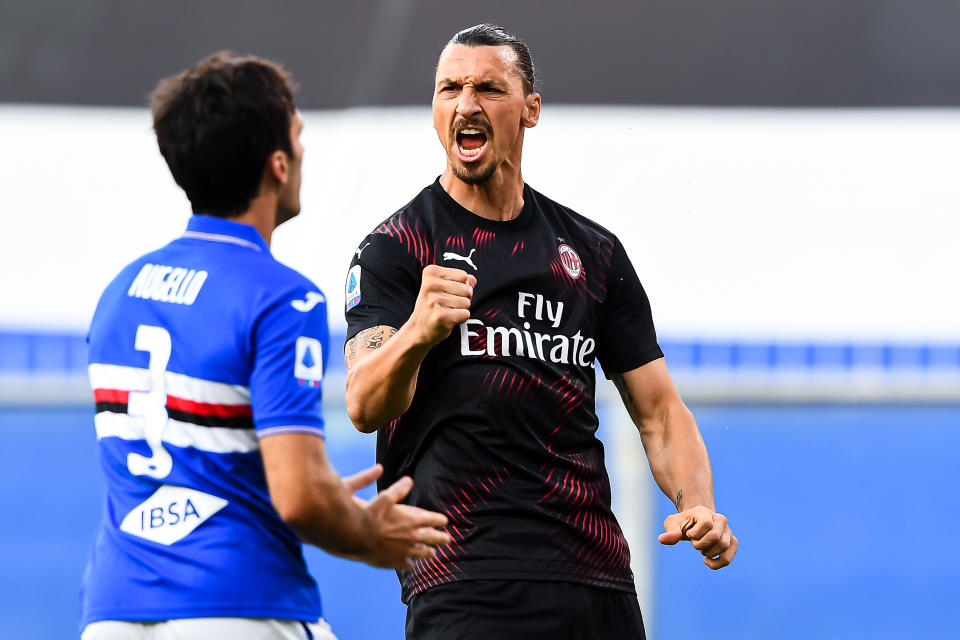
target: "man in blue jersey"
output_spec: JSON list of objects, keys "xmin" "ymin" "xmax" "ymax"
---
[{"xmin": 80, "ymin": 52, "xmax": 451, "ymax": 640}]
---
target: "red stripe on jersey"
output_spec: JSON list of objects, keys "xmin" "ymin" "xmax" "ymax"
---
[
  {"xmin": 417, "ymin": 556, "xmax": 444, "ymax": 585},
  {"xmin": 434, "ymin": 541, "xmax": 463, "ymax": 572},
  {"xmin": 401, "ymin": 218, "xmax": 419, "ymax": 263},
  {"xmin": 445, "ymin": 495, "xmax": 468, "ymax": 522},
  {"xmin": 476, "ymin": 475, "xmax": 492, "ymax": 495},
  {"xmin": 93, "ymin": 388, "xmax": 130, "ymax": 404},
  {"xmin": 166, "ymin": 395, "xmax": 252, "ymax": 418}
]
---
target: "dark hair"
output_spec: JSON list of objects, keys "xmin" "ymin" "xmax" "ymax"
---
[
  {"xmin": 448, "ymin": 24, "xmax": 536, "ymax": 95},
  {"xmin": 150, "ymin": 52, "xmax": 297, "ymax": 218}
]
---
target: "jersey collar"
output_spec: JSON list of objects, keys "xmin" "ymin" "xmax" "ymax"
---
[
  {"xmin": 182, "ymin": 215, "xmax": 271, "ymax": 253},
  {"xmin": 429, "ymin": 177, "xmax": 534, "ymax": 230}
]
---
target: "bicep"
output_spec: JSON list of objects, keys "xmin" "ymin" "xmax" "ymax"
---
[
  {"xmin": 344, "ymin": 325, "xmax": 399, "ymax": 372},
  {"xmin": 610, "ymin": 357, "xmax": 682, "ymax": 427}
]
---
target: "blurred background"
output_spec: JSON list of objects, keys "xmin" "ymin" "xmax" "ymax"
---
[{"xmin": 1, "ymin": 1, "xmax": 958, "ymax": 638}]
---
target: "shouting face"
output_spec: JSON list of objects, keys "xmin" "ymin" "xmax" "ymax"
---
[{"xmin": 433, "ymin": 44, "xmax": 540, "ymax": 185}]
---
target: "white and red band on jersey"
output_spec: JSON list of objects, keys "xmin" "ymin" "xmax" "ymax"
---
[
  {"xmin": 89, "ymin": 363, "xmax": 258, "ymax": 454},
  {"xmin": 93, "ymin": 412, "xmax": 260, "ymax": 454},
  {"xmin": 89, "ymin": 364, "xmax": 252, "ymax": 404}
]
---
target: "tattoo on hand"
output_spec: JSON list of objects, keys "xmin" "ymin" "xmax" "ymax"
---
[{"xmin": 345, "ymin": 326, "xmax": 398, "ymax": 371}]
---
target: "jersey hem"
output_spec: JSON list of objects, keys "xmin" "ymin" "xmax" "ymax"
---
[
  {"xmin": 603, "ymin": 348, "xmax": 665, "ymax": 378},
  {"xmin": 403, "ymin": 571, "xmax": 636, "ymax": 603},
  {"xmin": 255, "ymin": 416, "xmax": 325, "ymax": 431},
  {"xmin": 257, "ymin": 425, "xmax": 326, "ymax": 439},
  {"xmin": 345, "ymin": 315, "xmax": 409, "ymax": 343},
  {"xmin": 80, "ymin": 605, "xmax": 321, "ymax": 629}
]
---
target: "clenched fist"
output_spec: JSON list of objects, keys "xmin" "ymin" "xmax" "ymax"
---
[
  {"xmin": 410, "ymin": 264, "xmax": 477, "ymax": 347},
  {"xmin": 658, "ymin": 505, "xmax": 737, "ymax": 570}
]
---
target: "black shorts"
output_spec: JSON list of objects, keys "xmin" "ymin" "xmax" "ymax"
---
[{"xmin": 405, "ymin": 580, "xmax": 646, "ymax": 640}]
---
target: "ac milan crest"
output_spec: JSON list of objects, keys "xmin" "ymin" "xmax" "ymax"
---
[{"xmin": 557, "ymin": 244, "xmax": 582, "ymax": 279}]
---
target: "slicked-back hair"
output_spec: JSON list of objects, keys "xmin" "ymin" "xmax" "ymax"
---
[
  {"xmin": 151, "ymin": 52, "xmax": 297, "ymax": 218},
  {"xmin": 448, "ymin": 24, "xmax": 537, "ymax": 95}
]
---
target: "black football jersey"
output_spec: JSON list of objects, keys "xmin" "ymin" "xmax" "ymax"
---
[{"xmin": 345, "ymin": 179, "xmax": 663, "ymax": 602}]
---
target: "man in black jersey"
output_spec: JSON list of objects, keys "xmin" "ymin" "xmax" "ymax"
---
[{"xmin": 343, "ymin": 24, "xmax": 737, "ymax": 640}]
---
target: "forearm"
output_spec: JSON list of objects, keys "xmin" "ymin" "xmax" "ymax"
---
[
  {"xmin": 641, "ymin": 401, "xmax": 715, "ymax": 512},
  {"xmin": 283, "ymin": 506, "xmax": 376, "ymax": 558},
  {"xmin": 614, "ymin": 363, "xmax": 736, "ymax": 566},
  {"xmin": 345, "ymin": 323, "xmax": 433, "ymax": 432},
  {"xmin": 262, "ymin": 433, "xmax": 376, "ymax": 556},
  {"xmin": 268, "ymin": 466, "xmax": 374, "ymax": 556}
]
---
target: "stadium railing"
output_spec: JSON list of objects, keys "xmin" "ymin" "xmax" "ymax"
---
[{"xmin": 3, "ymin": 330, "xmax": 958, "ymax": 405}]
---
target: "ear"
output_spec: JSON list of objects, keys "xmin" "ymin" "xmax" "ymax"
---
[
  {"xmin": 265, "ymin": 150, "xmax": 290, "ymax": 187},
  {"xmin": 522, "ymin": 92, "xmax": 541, "ymax": 128}
]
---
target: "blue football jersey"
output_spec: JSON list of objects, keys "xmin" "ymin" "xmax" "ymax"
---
[{"xmin": 81, "ymin": 215, "xmax": 329, "ymax": 628}]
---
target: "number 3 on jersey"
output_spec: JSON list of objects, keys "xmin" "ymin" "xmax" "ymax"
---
[{"xmin": 127, "ymin": 325, "xmax": 173, "ymax": 479}]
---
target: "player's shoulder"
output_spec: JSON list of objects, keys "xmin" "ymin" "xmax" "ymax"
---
[
  {"xmin": 241, "ymin": 259, "xmax": 328, "ymax": 325},
  {"xmin": 258, "ymin": 256, "xmax": 319, "ymax": 292},
  {"xmin": 98, "ymin": 244, "xmax": 173, "ymax": 299},
  {"xmin": 116, "ymin": 240, "xmax": 320, "ymax": 306},
  {"xmin": 366, "ymin": 182, "xmax": 437, "ymax": 233},
  {"xmin": 527, "ymin": 184, "xmax": 621, "ymax": 246},
  {"xmin": 353, "ymin": 182, "xmax": 440, "ymax": 265}
]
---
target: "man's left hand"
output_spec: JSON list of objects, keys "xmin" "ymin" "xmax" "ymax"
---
[{"xmin": 658, "ymin": 505, "xmax": 737, "ymax": 570}]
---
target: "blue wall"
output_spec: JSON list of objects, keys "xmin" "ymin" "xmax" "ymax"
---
[
  {"xmin": 1, "ymin": 403, "xmax": 958, "ymax": 639},
  {"xmin": 652, "ymin": 404, "xmax": 960, "ymax": 640},
  {"xmin": 4, "ymin": 330, "xmax": 960, "ymax": 377}
]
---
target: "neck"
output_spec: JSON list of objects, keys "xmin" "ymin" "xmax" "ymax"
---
[
  {"xmin": 439, "ymin": 159, "xmax": 525, "ymax": 222},
  {"xmin": 225, "ymin": 194, "xmax": 278, "ymax": 246}
]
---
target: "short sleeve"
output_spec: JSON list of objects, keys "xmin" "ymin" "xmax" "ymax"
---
[
  {"xmin": 250, "ymin": 282, "xmax": 330, "ymax": 438},
  {"xmin": 344, "ymin": 233, "xmax": 421, "ymax": 341},
  {"xmin": 595, "ymin": 238, "xmax": 664, "ymax": 376}
]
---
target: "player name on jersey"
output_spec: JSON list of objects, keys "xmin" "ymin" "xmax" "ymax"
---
[
  {"xmin": 459, "ymin": 291, "xmax": 596, "ymax": 366},
  {"xmin": 127, "ymin": 263, "xmax": 208, "ymax": 305}
]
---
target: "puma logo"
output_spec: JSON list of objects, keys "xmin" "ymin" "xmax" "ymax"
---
[
  {"xmin": 291, "ymin": 291, "xmax": 325, "ymax": 312},
  {"xmin": 355, "ymin": 243, "xmax": 371, "ymax": 259},
  {"xmin": 442, "ymin": 248, "xmax": 478, "ymax": 271}
]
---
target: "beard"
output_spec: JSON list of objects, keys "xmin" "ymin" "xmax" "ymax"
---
[
  {"xmin": 451, "ymin": 160, "xmax": 497, "ymax": 185},
  {"xmin": 447, "ymin": 116, "xmax": 496, "ymax": 184},
  {"xmin": 448, "ymin": 146, "xmax": 497, "ymax": 185}
]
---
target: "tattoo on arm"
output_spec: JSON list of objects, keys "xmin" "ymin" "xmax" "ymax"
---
[
  {"xmin": 364, "ymin": 326, "xmax": 396, "ymax": 350},
  {"xmin": 611, "ymin": 373, "xmax": 641, "ymax": 424},
  {"xmin": 675, "ymin": 489, "xmax": 684, "ymax": 512},
  {"xmin": 345, "ymin": 326, "xmax": 398, "ymax": 372}
]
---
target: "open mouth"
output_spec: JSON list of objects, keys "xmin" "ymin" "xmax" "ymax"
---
[{"xmin": 455, "ymin": 127, "xmax": 489, "ymax": 162}]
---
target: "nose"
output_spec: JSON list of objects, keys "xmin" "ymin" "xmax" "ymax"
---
[{"xmin": 456, "ymin": 86, "xmax": 481, "ymax": 118}]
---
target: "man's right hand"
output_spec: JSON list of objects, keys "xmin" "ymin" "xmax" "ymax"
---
[
  {"xmin": 409, "ymin": 265, "xmax": 476, "ymax": 347},
  {"xmin": 361, "ymin": 476, "xmax": 451, "ymax": 569}
]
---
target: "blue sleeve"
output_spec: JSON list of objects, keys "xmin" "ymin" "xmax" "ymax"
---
[{"xmin": 250, "ymin": 282, "xmax": 330, "ymax": 438}]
